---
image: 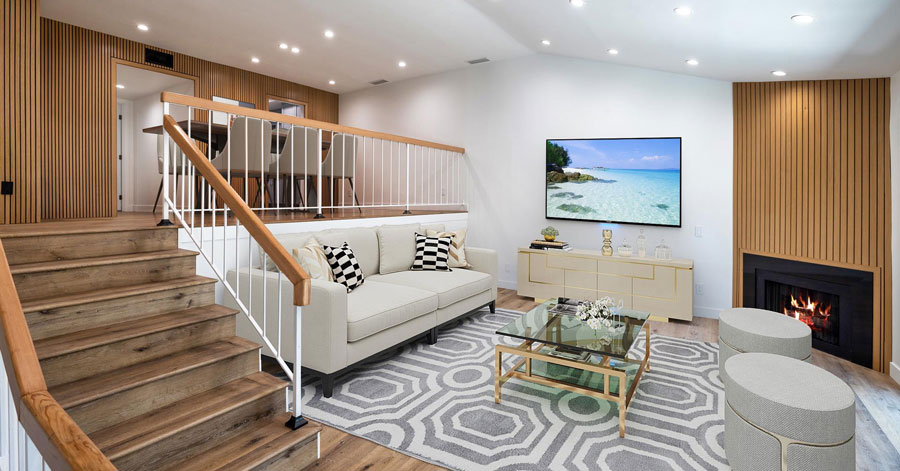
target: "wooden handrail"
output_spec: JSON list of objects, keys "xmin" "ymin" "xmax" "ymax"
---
[
  {"xmin": 162, "ymin": 115, "xmax": 311, "ymax": 306},
  {"xmin": 0, "ymin": 240, "xmax": 115, "ymax": 471},
  {"xmin": 160, "ymin": 92, "xmax": 466, "ymax": 154}
]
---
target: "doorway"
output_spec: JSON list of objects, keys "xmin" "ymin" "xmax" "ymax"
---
[{"xmin": 115, "ymin": 62, "xmax": 196, "ymax": 213}]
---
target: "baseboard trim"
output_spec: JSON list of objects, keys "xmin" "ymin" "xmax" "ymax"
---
[
  {"xmin": 498, "ymin": 279, "xmax": 517, "ymax": 290},
  {"xmin": 693, "ymin": 306, "xmax": 724, "ymax": 319},
  {"xmin": 891, "ymin": 362, "xmax": 900, "ymax": 386}
]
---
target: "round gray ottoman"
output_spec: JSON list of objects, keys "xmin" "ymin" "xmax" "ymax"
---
[
  {"xmin": 724, "ymin": 353, "xmax": 855, "ymax": 471},
  {"xmin": 719, "ymin": 308, "xmax": 811, "ymax": 376}
]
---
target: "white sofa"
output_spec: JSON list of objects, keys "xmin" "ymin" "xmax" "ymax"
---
[{"xmin": 225, "ymin": 222, "xmax": 497, "ymax": 397}]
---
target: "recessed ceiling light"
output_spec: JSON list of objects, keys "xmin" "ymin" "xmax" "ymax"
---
[
  {"xmin": 398, "ymin": 60, "xmax": 407, "ymax": 68},
  {"xmin": 328, "ymin": 80, "xmax": 336, "ymax": 85},
  {"xmin": 279, "ymin": 43, "xmax": 288, "ymax": 49},
  {"xmin": 791, "ymin": 14, "xmax": 814, "ymax": 24},
  {"xmin": 137, "ymin": 23, "xmax": 149, "ymax": 31},
  {"xmin": 291, "ymin": 47, "xmax": 300, "ymax": 54},
  {"xmin": 570, "ymin": 0, "xmax": 585, "ymax": 7},
  {"xmin": 541, "ymin": 39, "xmax": 551, "ymax": 46},
  {"xmin": 251, "ymin": 57, "xmax": 260, "ymax": 63},
  {"xmin": 771, "ymin": 70, "xmax": 787, "ymax": 77},
  {"xmin": 673, "ymin": 7, "xmax": 692, "ymax": 16},
  {"xmin": 324, "ymin": 29, "xmax": 334, "ymax": 38},
  {"xmin": 685, "ymin": 58, "xmax": 699, "ymax": 66},
  {"xmin": 116, "ymin": 84, "xmax": 125, "ymax": 89},
  {"xmin": 607, "ymin": 48, "xmax": 619, "ymax": 55}
]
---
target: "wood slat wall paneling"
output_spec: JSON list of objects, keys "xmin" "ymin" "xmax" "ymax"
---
[
  {"xmin": 36, "ymin": 18, "xmax": 338, "ymax": 222},
  {"xmin": 733, "ymin": 79, "xmax": 893, "ymax": 373},
  {"xmin": 1, "ymin": 0, "xmax": 41, "ymax": 224}
]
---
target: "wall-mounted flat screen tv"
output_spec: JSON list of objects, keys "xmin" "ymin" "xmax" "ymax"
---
[{"xmin": 546, "ymin": 137, "xmax": 681, "ymax": 227}]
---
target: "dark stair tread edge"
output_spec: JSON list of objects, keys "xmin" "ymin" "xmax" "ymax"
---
[
  {"xmin": 0, "ymin": 225, "xmax": 174, "ymax": 239},
  {"xmin": 35, "ymin": 304, "xmax": 239, "ymax": 359},
  {"xmin": 50, "ymin": 337, "xmax": 261, "ymax": 409},
  {"xmin": 92, "ymin": 372, "xmax": 288, "ymax": 459},
  {"xmin": 21, "ymin": 275, "xmax": 217, "ymax": 313},
  {"xmin": 10, "ymin": 249, "xmax": 199, "ymax": 274}
]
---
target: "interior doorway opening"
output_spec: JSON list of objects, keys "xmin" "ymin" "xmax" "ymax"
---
[{"xmin": 115, "ymin": 62, "xmax": 196, "ymax": 213}]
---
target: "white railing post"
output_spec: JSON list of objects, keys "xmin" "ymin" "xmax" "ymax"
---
[
  {"xmin": 158, "ymin": 102, "xmax": 174, "ymax": 226},
  {"xmin": 404, "ymin": 144, "xmax": 411, "ymax": 214},
  {"xmin": 315, "ymin": 129, "xmax": 324, "ymax": 218},
  {"xmin": 285, "ymin": 305, "xmax": 308, "ymax": 429}
]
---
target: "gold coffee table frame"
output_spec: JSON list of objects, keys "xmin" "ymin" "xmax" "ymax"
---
[{"xmin": 494, "ymin": 321, "xmax": 650, "ymax": 438}]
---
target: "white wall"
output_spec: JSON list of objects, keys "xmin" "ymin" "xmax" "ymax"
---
[
  {"xmin": 891, "ymin": 70, "xmax": 900, "ymax": 385},
  {"xmin": 340, "ymin": 54, "xmax": 733, "ymax": 318},
  {"xmin": 124, "ymin": 81, "xmax": 193, "ymax": 212}
]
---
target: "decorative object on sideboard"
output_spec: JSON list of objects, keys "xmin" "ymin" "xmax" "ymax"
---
[
  {"xmin": 636, "ymin": 229, "xmax": 647, "ymax": 257},
  {"xmin": 601, "ymin": 229, "xmax": 613, "ymax": 256},
  {"xmin": 617, "ymin": 238, "xmax": 632, "ymax": 257},
  {"xmin": 541, "ymin": 225, "xmax": 559, "ymax": 242},
  {"xmin": 655, "ymin": 239, "xmax": 672, "ymax": 260},
  {"xmin": 529, "ymin": 239, "xmax": 571, "ymax": 251}
]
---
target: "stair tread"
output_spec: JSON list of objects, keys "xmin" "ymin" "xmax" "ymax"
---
[
  {"xmin": 91, "ymin": 372, "xmax": 287, "ymax": 460},
  {"xmin": 175, "ymin": 414, "xmax": 320, "ymax": 471},
  {"xmin": 35, "ymin": 304, "xmax": 238, "ymax": 360},
  {"xmin": 50, "ymin": 337, "xmax": 260, "ymax": 409},
  {"xmin": 10, "ymin": 249, "xmax": 198, "ymax": 275},
  {"xmin": 20, "ymin": 275, "xmax": 216, "ymax": 313}
]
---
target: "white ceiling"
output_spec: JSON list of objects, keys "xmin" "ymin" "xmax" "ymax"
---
[
  {"xmin": 43, "ymin": 0, "xmax": 900, "ymax": 94},
  {"xmin": 115, "ymin": 63, "xmax": 193, "ymax": 100}
]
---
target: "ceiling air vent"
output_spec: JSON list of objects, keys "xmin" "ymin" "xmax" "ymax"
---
[
  {"xmin": 467, "ymin": 57, "xmax": 490, "ymax": 65},
  {"xmin": 368, "ymin": 79, "xmax": 389, "ymax": 85}
]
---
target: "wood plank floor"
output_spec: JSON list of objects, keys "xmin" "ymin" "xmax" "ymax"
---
[{"xmin": 302, "ymin": 289, "xmax": 900, "ymax": 471}]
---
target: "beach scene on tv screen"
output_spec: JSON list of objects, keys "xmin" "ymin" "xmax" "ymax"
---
[{"xmin": 546, "ymin": 138, "xmax": 681, "ymax": 226}]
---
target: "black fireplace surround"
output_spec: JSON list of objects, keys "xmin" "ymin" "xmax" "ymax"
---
[{"xmin": 742, "ymin": 253, "xmax": 873, "ymax": 368}]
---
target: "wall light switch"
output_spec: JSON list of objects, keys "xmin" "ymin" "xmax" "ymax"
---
[
  {"xmin": 695, "ymin": 283, "xmax": 705, "ymax": 296},
  {"xmin": 694, "ymin": 226, "xmax": 703, "ymax": 238}
]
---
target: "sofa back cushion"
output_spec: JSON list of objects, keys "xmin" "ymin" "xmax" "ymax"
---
[
  {"xmin": 262, "ymin": 232, "xmax": 316, "ymax": 271},
  {"xmin": 317, "ymin": 227, "xmax": 380, "ymax": 277},
  {"xmin": 376, "ymin": 223, "xmax": 420, "ymax": 274}
]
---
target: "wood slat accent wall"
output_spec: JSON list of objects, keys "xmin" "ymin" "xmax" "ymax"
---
[
  {"xmin": 732, "ymin": 79, "xmax": 893, "ymax": 372},
  {"xmin": 38, "ymin": 18, "xmax": 339, "ymax": 222},
  {"xmin": 1, "ymin": 0, "xmax": 41, "ymax": 224}
]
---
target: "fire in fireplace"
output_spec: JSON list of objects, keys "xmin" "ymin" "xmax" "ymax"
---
[
  {"xmin": 766, "ymin": 283, "xmax": 839, "ymax": 346},
  {"xmin": 743, "ymin": 253, "xmax": 873, "ymax": 368}
]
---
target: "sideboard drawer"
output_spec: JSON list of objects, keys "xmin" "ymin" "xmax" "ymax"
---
[
  {"xmin": 597, "ymin": 273, "xmax": 632, "ymax": 294},
  {"xmin": 565, "ymin": 270, "xmax": 597, "ymax": 290},
  {"xmin": 547, "ymin": 254, "xmax": 597, "ymax": 272},
  {"xmin": 529, "ymin": 253, "xmax": 565, "ymax": 284},
  {"xmin": 596, "ymin": 259, "xmax": 654, "ymax": 278},
  {"xmin": 565, "ymin": 286, "xmax": 598, "ymax": 301}
]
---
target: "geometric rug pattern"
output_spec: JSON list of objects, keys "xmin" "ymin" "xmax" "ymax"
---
[{"xmin": 301, "ymin": 308, "xmax": 728, "ymax": 470}]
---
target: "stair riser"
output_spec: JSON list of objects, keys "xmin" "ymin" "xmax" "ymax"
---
[
  {"xmin": 249, "ymin": 434, "xmax": 319, "ymax": 471},
  {"xmin": 26, "ymin": 282, "xmax": 216, "ymax": 340},
  {"xmin": 41, "ymin": 316, "xmax": 236, "ymax": 388},
  {"xmin": 114, "ymin": 391, "xmax": 285, "ymax": 471},
  {"xmin": 2, "ymin": 229, "xmax": 177, "ymax": 265},
  {"xmin": 67, "ymin": 349, "xmax": 259, "ymax": 435},
  {"xmin": 13, "ymin": 255, "xmax": 196, "ymax": 303}
]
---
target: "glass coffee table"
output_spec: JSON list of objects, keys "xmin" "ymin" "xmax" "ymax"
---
[{"xmin": 494, "ymin": 299, "xmax": 651, "ymax": 437}]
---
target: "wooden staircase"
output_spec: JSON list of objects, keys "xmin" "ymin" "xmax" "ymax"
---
[{"xmin": 1, "ymin": 222, "xmax": 319, "ymax": 470}]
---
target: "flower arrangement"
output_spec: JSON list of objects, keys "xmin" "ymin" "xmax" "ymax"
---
[
  {"xmin": 576, "ymin": 296, "xmax": 622, "ymax": 331},
  {"xmin": 541, "ymin": 226, "xmax": 559, "ymax": 241}
]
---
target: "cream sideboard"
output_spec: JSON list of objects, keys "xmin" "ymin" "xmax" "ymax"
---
[{"xmin": 517, "ymin": 247, "xmax": 694, "ymax": 321}]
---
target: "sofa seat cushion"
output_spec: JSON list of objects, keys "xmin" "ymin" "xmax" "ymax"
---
[
  {"xmin": 369, "ymin": 269, "xmax": 492, "ymax": 309},
  {"xmin": 346, "ymin": 281, "xmax": 439, "ymax": 342}
]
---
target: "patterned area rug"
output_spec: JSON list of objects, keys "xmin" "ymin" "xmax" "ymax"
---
[{"xmin": 301, "ymin": 308, "xmax": 728, "ymax": 470}]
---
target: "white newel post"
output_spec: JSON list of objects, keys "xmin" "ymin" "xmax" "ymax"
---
[
  {"xmin": 286, "ymin": 305, "xmax": 308, "ymax": 429},
  {"xmin": 315, "ymin": 129, "xmax": 324, "ymax": 218}
]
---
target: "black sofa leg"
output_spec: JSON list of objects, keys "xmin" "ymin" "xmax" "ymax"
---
[
  {"xmin": 322, "ymin": 374, "xmax": 335, "ymax": 398},
  {"xmin": 489, "ymin": 300, "xmax": 496, "ymax": 313},
  {"xmin": 426, "ymin": 327, "xmax": 439, "ymax": 345}
]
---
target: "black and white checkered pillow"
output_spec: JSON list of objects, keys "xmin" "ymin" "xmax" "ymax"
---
[
  {"xmin": 411, "ymin": 233, "xmax": 452, "ymax": 271},
  {"xmin": 323, "ymin": 243, "xmax": 365, "ymax": 292}
]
